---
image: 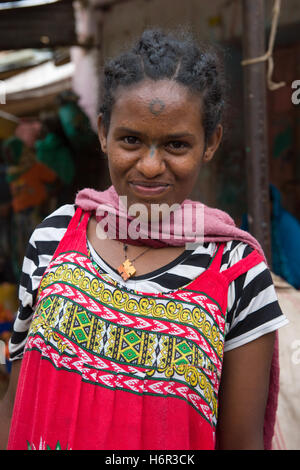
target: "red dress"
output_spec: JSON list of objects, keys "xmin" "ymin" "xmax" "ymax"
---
[{"xmin": 8, "ymin": 208, "xmax": 264, "ymax": 450}]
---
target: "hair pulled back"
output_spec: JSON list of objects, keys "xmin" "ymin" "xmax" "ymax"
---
[{"xmin": 100, "ymin": 29, "xmax": 225, "ymax": 142}]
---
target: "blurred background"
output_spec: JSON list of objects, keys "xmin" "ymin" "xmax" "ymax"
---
[{"xmin": 0, "ymin": 0, "xmax": 299, "ymax": 448}]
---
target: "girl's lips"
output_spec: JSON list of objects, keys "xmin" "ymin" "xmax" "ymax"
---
[{"xmin": 129, "ymin": 182, "xmax": 171, "ymax": 195}]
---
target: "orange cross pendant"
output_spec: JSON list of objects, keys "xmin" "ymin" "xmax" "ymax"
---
[{"xmin": 117, "ymin": 259, "xmax": 137, "ymax": 281}]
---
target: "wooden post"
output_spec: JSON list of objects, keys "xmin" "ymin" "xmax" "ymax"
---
[{"xmin": 242, "ymin": 0, "xmax": 272, "ymax": 264}]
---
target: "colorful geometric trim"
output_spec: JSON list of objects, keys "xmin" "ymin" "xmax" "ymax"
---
[
  {"xmin": 37, "ymin": 255, "xmax": 225, "ymax": 360},
  {"xmin": 25, "ymin": 334, "xmax": 217, "ymax": 426},
  {"xmin": 27, "ymin": 249, "xmax": 227, "ymax": 429}
]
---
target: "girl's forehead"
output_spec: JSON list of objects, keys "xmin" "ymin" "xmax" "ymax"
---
[
  {"xmin": 111, "ymin": 79, "xmax": 203, "ymax": 127},
  {"xmin": 114, "ymin": 79, "xmax": 197, "ymax": 105}
]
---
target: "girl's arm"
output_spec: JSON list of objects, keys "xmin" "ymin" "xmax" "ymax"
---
[{"xmin": 216, "ymin": 331, "xmax": 275, "ymax": 449}]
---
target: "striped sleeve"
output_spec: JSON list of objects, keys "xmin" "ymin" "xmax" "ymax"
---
[
  {"xmin": 9, "ymin": 204, "xmax": 75, "ymax": 361},
  {"xmin": 223, "ymin": 241, "xmax": 288, "ymax": 352}
]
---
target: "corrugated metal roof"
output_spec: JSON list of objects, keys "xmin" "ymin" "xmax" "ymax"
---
[
  {"xmin": 0, "ymin": 50, "xmax": 52, "ymax": 73},
  {"xmin": 4, "ymin": 60, "xmax": 74, "ymax": 96}
]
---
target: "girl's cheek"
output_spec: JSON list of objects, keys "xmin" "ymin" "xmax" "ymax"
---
[
  {"xmin": 170, "ymin": 159, "xmax": 201, "ymax": 179},
  {"xmin": 108, "ymin": 151, "xmax": 136, "ymax": 173}
]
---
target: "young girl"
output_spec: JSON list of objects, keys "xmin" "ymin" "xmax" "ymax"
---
[{"xmin": 1, "ymin": 29, "xmax": 287, "ymax": 450}]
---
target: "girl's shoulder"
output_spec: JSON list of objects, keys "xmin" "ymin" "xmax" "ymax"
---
[
  {"xmin": 220, "ymin": 241, "xmax": 269, "ymax": 287},
  {"xmin": 191, "ymin": 239, "xmax": 264, "ymax": 272},
  {"xmin": 36, "ymin": 204, "xmax": 76, "ymax": 229},
  {"xmin": 223, "ymin": 239, "xmax": 259, "ymax": 265},
  {"xmin": 29, "ymin": 204, "xmax": 76, "ymax": 246}
]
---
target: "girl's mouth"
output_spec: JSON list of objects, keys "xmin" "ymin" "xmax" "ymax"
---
[{"xmin": 129, "ymin": 182, "xmax": 171, "ymax": 196}]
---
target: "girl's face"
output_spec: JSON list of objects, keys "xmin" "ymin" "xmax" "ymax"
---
[{"xmin": 98, "ymin": 79, "xmax": 222, "ymax": 209}]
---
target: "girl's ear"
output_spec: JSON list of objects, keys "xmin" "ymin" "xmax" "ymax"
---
[
  {"xmin": 97, "ymin": 114, "xmax": 108, "ymax": 154},
  {"xmin": 203, "ymin": 124, "xmax": 223, "ymax": 162}
]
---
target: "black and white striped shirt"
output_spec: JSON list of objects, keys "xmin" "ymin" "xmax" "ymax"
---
[{"xmin": 9, "ymin": 204, "xmax": 288, "ymax": 360}]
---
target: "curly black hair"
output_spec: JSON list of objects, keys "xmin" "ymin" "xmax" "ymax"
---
[{"xmin": 99, "ymin": 29, "xmax": 225, "ymax": 144}]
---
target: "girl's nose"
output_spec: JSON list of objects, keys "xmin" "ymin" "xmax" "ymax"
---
[{"xmin": 135, "ymin": 145, "xmax": 166, "ymax": 178}]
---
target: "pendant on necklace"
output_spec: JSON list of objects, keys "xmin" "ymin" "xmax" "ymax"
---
[{"xmin": 117, "ymin": 259, "xmax": 137, "ymax": 281}]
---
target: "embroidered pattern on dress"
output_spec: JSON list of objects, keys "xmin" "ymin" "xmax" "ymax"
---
[{"xmin": 27, "ymin": 250, "xmax": 226, "ymax": 428}]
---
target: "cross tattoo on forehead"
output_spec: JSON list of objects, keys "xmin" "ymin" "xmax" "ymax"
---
[{"xmin": 149, "ymin": 98, "xmax": 165, "ymax": 116}]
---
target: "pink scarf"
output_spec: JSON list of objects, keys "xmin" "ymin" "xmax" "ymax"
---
[
  {"xmin": 76, "ymin": 186, "xmax": 267, "ymax": 256},
  {"xmin": 75, "ymin": 185, "xmax": 278, "ymax": 450}
]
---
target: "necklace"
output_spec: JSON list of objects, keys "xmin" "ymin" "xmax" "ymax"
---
[{"xmin": 117, "ymin": 243, "xmax": 152, "ymax": 281}]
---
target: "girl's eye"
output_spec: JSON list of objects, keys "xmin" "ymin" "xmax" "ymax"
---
[
  {"xmin": 166, "ymin": 141, "xmax": 189, "ymax": 152},
  {"xmin": 122, "ymin": 136, "xmax": 140, "ymax": 145}
]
